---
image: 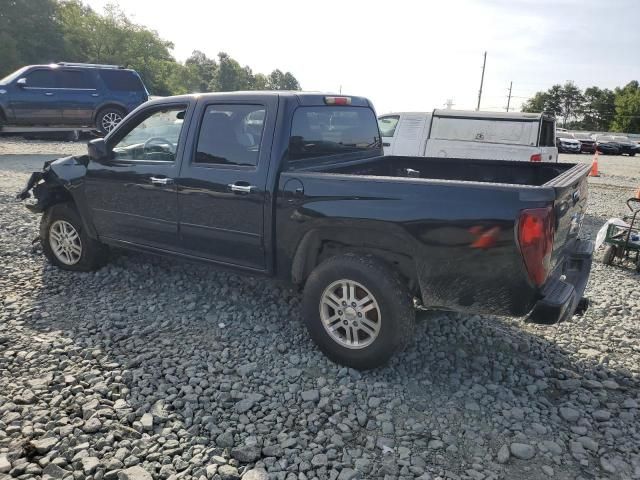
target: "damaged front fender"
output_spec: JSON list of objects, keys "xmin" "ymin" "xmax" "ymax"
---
[{"xmin": 16, "ymin": 155, "xmax": 89, "ymax": 213}]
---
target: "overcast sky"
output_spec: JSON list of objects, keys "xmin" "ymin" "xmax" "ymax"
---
[{"xmin": 85, "ymin": 0, "xmax": 640, "ymax": 115}]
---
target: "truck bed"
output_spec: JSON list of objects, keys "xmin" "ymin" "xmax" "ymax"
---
[
  {"xmin": 319, "ymin": 155, "xmax": 574, "ymax": 186},
  {"xmin": 279, "ymin": 155, "xmax": 590, "ymax": 320}
]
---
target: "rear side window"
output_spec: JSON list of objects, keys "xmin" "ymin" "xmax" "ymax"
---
[
  {"xmin": 195, "ymin": 104, "xmax": 266, "ymax": 167},
  {"xmin": 378, "ymin": 115, "xmax": 400, "ymax": 137},
  {"xmin": 59, "ymin": 70, "xmax": 96, "ymax": 89},
  {"xmin": 100, "ymin": 70, "xmax": 145, "ymax": 91},
  {"xmin": 25, "ymin": 69, "xmax": 57, "ymax": 88},
  {"xmin": 289, "ymin": 106, "xmax": 381, "ymax": 162},
  {"xmin": 539, "ymin": 118, "xmax": 555, "ymax": 147}
]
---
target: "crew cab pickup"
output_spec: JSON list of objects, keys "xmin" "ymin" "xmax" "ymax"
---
[{"xmin": 17, "ymin": 92, "xmax": 593, "ymax": 369}]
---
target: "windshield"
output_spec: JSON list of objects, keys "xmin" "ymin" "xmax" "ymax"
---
[
  {"xmin": 0, "ymin": 66, "xmax": 29, "ymax": 85},
  {"xmin": 288, "ymin": 106, "xmax": 381, "ymax": 165},
  {"xmin": 612, "ymin": 136, "xmax": 630, "ymax": 141}
]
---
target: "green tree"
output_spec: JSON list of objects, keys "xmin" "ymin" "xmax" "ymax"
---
[
  {"xmin": 184, "ymin": 50, "xmax": 217, "ymax": 92},
  {"xmin": 0, "ymin": 0, "xmax": 65, "ymax": 77},
  {"xmin": 611, "ymin": 81, "xmax": 640, "ymax": 133},
  {"xmin": 522, "ymin": 83, "xmax": 583, "ymax": 128},
  {"xmin": 210, "ymin": 52, "xmax": 253, "ymax": 91},
  {"xmin": 0, "ymin": 1, "xmax": 301, "ymax": 96},
  {"xmin": 581, "ymin": 86, "xmax": 615, "ymax": 131}
]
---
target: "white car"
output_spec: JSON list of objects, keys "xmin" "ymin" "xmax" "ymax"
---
[{"xmin": 378, "ymin": 110, "xmax": 558, "ymax": 162}]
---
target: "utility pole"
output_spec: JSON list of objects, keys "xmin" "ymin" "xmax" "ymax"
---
[
  {"xmin": 339, "ymin": 85, "xmax": 342, "ymax": 94},
  {"xmin": 444, "ymin": 98, "xmax": 455, "ymax": 109},
  {"xmin": 506, "ymin": 81, "xmax": 513, "ymax": 112},
  {"xmin": 476, "ymin": 51, "xmax": 487, "ymax": 111}
]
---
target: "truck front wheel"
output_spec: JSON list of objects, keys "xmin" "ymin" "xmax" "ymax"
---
[
  {"xmin": 40, "ymin": 203, "xmax": 109, "ymax": 271},
  {"xmin": 302, "ymin": 253, "xmax": 415, "ymax": 369}
]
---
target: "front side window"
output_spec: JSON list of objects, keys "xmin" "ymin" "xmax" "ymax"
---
[
  {"xmin": 112, "ymin": 107, "xmax": 186, "ymax": 162},
  {"xmin": 289, "ymin": 106, "xmax": 381, "ymax": 163},
  {"xmin": 25, "ymin": 69, "xmax": 57, "ymax": 88},
  {"xmin": 195, "ymin": 104, "xmax": 266, "ymax": 166},
  {"xmin": 0, "ymin": 66, "xmax": 28, "ymax": 85},
  {"xmin": 378, "ymin": 115, "xmax": 400, "ymax": 137}
]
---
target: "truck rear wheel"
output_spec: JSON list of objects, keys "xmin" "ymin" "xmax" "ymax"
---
[
  {"xmin": 302, "ymin": 253, "xmax": 415, "ymax": 369},
  {"xmin": 40, "ymin": 203, "xmax": 109, "ymax": 271}
]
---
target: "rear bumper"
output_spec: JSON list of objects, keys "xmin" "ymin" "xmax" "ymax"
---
[{"xmin": 528, "ymin": 239, "xmax": 593, "ymax": 324}]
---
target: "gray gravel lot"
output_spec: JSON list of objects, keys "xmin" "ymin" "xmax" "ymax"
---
[{"xmin": 1, "ymin": 142, "xmax": 639, "ymax": 480}]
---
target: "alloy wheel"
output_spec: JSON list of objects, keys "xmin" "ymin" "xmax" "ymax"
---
[
  {"xmin": 101, "ymin": 112, "xmax": 123, "ymax": 132},
  {"xmin": 49, "ymin": 220, "xmax": 82, "ymax": 265},
  {"xmin": 319, "ymin": 279, "xmax": 381, "ymax": 349}
]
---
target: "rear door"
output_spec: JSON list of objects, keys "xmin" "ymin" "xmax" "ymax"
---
[
  {"xmin": 58, "ymin": 69, "xmax": 100, "ymax": 125},
  {"xmin": 393, "ymin": 113, "xmax": 429, "ymax": 156},
  {"xmin": 538, "ymin": 116, "xmax": 558, "ymax": 162},
  {"xmin": 9, "ymin": 68, "xmax": 62, "ymax": 124},
  {"xmin": 176, "ymin": 95, "xmax": 277, "ymax": 271},
  {"xmin": 84, "ymin": 101, "xmax": 191, "ymax": 249}
]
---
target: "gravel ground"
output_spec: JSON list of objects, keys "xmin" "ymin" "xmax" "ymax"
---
[{"xmin": 1, "ymin": 142, "xmax": 639, "ymax": 480}]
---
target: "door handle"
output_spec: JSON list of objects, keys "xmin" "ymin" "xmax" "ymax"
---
[
  {"xmin": 91, "ymin": 93, "xmax": 99, "ymax": 97},
  {"xmin": 228, "ymin": 183, "xmax": 256, "ymax": 194},
  {"xmin": 45, "ymin": 92, "xmax": 54, "ymax": 96},
  {"xmin": 150, "ymin": 177, "xmax": 174, "ymax": 186},
  {"xmin": 383, "ymin": 142, "xmax": 391, "ymax": 147}
]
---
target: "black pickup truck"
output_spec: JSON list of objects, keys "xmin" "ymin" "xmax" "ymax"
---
[{"xmin": 18, "ymin": 92, "xmax": 593, "ymax": 369}]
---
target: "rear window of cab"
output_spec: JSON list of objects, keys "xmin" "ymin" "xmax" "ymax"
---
[{"xmin": 288, "ymin": 106, "xmax": 381, "ymax": 163}]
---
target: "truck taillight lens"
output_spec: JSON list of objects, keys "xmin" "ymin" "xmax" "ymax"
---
[
  {"xmin": 324, "ymin": 96, "xmax": 351, "ymax": 105},
  {"xmin": 530, "ymin": 153, "xmax": 542, "ymax": 162},
  {"xmin": 518, "ymin": 207, "xmax": 555, "ymax": 286}
]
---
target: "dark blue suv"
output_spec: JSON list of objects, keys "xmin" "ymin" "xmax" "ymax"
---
[{"xmin": 0, "ymin": 62, "xmax": 148, "ymax": 134}]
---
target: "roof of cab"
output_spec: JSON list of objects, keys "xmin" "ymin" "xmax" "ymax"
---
[{"xmin": 143, "ymin": 91, "xmax": 374, "ymax": 108}]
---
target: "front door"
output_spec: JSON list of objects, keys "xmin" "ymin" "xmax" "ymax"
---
[
  {"xmin": 84, "ymin": 103, "xmax": 191, "ymax": 249},
  {"xmin": 177, "ymin": 97, "xmax": 276, "ymax": 271},
  {"xmin": 9, "ymin": 68, "xmax": 62, "ymax": 124}
]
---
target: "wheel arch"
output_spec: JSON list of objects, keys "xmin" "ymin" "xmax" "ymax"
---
[
  {"xmin": 291, "ymin": 228, "xmax": 419, "ymax": 294},
  {"xmin": 93, "ymin": 102, "xmax": 128, "ymax": 124}
]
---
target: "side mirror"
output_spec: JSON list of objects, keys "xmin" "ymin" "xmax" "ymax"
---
[
  {"xmin": 88, "ymin": 138, "xmax": 109, "ymax": 161},
  {"xmin": 16, "ymin": 78, "xmax": 27, "ymax": 87}
]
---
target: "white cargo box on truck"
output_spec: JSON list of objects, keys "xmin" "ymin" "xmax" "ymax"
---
[{"xmin": 378, "ymin": 110, "xmax": 558, "ymax": 162}]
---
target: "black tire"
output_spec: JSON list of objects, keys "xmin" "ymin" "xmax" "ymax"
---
[
  {"xmin": 602, "ymin": 245, "xmax": 616, "ymax": 265},
  {"xmin": 302, "ymin": 253, "xmax": 415, "ymax": 369},
  {"xmin": 96, "ymin": 107, "xmax": 125, "ymax": 135},
  {"xmin": 40, "ymin": 203, "xmax": 109, "ymax": 271},
  {"xmin": 630, "ymin": 152, "xmax": 636, "ymax": 157}
]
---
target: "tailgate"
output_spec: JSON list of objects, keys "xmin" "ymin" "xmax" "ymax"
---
[{"xmin": 545, "ymin": 163, "xmax": 590, "ymax": 269}]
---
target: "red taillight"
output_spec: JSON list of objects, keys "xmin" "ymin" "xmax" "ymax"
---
[
  {"xmin": 324, "ymin": 96, "xmax": 351, "ymax": 105},
  {"xmin": 530, "ymin": 153, "xmax": 542, "ymax": 162},
  {"xmin": 518, "ymin": 207, "xmax": 555, "ymax": 286}
]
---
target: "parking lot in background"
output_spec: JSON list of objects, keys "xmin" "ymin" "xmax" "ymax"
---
[{"xmin": 1, "ymin": 141, "xmax": 639, "ymax": 479}]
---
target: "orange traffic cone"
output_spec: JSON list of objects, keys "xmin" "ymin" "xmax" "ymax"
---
[{"xmin": 589, "ymin": 151, "xmax": 600, "ymax": 177}]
